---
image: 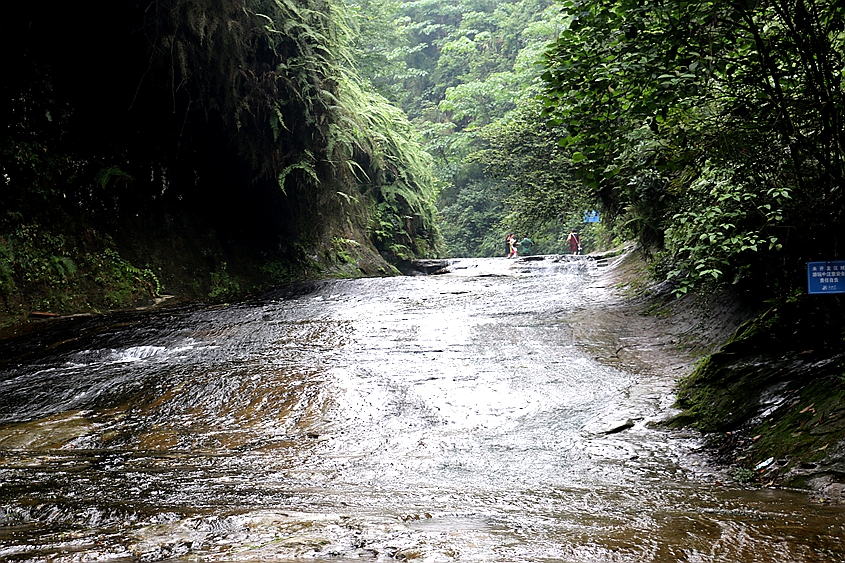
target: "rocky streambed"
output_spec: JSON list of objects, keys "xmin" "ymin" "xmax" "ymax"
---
[{"xmin": 0, "ymin": 250, "xmax": 843, "ymax": 561}]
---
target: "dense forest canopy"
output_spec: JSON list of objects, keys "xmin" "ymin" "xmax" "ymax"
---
[
  {"xmin": 346, "ymin": 0, "xmax": 606, "ymax": 257},
  {"xmin": 541, "ymin": 0, "xmax": 845, "ymax": 297},
  {"xmin": 350, "ymin": 0, "xmax": 845, "ymax": 296}
]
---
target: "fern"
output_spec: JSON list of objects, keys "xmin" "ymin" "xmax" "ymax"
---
[
  {"xmin": 278, "ymin": 158, "xmax": 320, "ymax": 194},
  {"xmin": 147, "ymin": 0, "xmax": 440, "ymax": 258}
]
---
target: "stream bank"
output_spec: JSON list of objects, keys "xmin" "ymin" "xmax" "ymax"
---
[
  {"xmin": 577, "ymin": 248, "xmax": 845, "ymax": 500},
  {"xmin": 0, "ymin": 205, "xmax": 399, "ymax": 333}
]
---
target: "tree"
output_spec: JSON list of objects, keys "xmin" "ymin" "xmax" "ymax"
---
[
  {"xmin": 541, "ymin": 0, "xmax": 845, "ymax": 296},
  {"xmin": 476, "ymin": 98, "xmax": 584, "ymax": 240},
  {"xmin": 404, "ymin": 0, "xmax": 567, "ymax": 256}
]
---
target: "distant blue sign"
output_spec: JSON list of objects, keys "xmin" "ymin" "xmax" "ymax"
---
[
  {"xmin": 807, "ymin": 261, "xmax": 845, "ymax": 294},
  {"xmin": 583, "ymin": 210, "xmax": 600, "ymax": 223}
]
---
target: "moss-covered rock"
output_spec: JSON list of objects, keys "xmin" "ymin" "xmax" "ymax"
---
[{"xmin": 672, "ymin": 296, "xmax": 845, "ymax": 487}]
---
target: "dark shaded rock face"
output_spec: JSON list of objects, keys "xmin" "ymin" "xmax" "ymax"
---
[{"xmin": 397, "ymin": 259, "xmax": 452, "ymax": 276}]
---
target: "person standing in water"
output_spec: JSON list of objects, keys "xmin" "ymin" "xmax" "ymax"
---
[
  {"xmin": 566, "ymin": 229, "xmax": 581, "ymax": 255},
  {"xmin": 519, "ymin": 236, "xmax": 534, "ymax": 255},
  {"xmin": 506, "ymin": 233, "xmax": 518, "ymax": 258}
]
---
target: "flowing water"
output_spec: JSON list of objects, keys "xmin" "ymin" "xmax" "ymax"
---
[{"xmin": 0, "ymin": 256, "xmax": 842, "ymax": 562}]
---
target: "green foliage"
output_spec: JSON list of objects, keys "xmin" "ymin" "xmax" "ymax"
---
[
  {"xmin": 209, "ymin": 262, "xmax": 240, "ymax": 300},
  {"xmin": 344, "ymin": 0, "xmax": 418, "ymax": 101},
  {"xmin": 662, "ymin": 166, "xmax": 787, "ymax": 295},
  {"xmin": 93, "ymin": 249, "xmax": 161, "ymax": 307},
  {"xmin": 541, "ymin": 0, "xmax": 845, "ymax": 297},
  {"xmin": 477, "ymin": 98, "xmax": 586, "ymax": 238},
  {"xmin": 440, "ymin": 72, "xmax": 521, "ymax": 127},
  {"xmin": 369, "ymin": 201, "xmax": 417, "ymax": 260},
  {"xmin": 0, "ymin": 213, "xmax": 167, "ymax": 319},
  {"xmin": 94, "ymin": 166, "xmax": 131, "ymax": 189},
  {"xmin": 348, "ymin": 0, "xmax": 568, "ymax": 257},
  {"xmin": 329, "ymin": 72, "xmax": 442, "ymax": 257},
  {"xmin": 332, "ymin": 236, "xmax": 361, "ymax": 264},
  {"xmin": 437, "ymin": 178, "xmax": 504, "ymax": 257},
  {"xmin": 0, "ymin": 224, "xmax": 78, "ymax": 295},
  {"xmin": 731, "ymin": 467, "xmax": 756, "ymax": 484},
  {"xmin": 1, "ymin": 0, "xmax": 444, "ymax": 327},
  {"xmin": 0, "ymin": 241, "xmax": 14, "ymax": 292},
  {"xmin": 0, "ymin": 140, "xmax": 81, "ymax": 200},
  {"xmin": 259, "ymin": 261, "xmax": 294, "ymax": 284}
]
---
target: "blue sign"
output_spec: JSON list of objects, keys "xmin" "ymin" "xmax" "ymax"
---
[
  {"xmin": 583, "ymin": 210, "xmax": 600, "ymax": 223},
  {"xmin": 807, "ymin": 261, "xmax": 845, "ymax": 294}
]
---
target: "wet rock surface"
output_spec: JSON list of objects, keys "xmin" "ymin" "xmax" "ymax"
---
[
  {"xmin": 0, "ymin": 252, "xmax": 843, "ymax": 561},
  {"xmin": 396, "ymin": 259, "xmax": 453, "ymax": 276}
]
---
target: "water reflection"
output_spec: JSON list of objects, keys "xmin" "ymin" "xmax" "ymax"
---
[{"xmin": 0, "ymin": 256, "xmax": 842, "ymax": 561}]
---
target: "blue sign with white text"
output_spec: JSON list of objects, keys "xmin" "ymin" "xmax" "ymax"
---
[
  {"xmin": 583, "ymin": 210, "xmax": 600, "ymax": 223},
  {"xmin": 807, "ymin": 261, "xmax": 845, "ymax": 294}
]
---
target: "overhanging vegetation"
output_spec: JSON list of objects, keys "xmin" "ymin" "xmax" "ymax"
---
[{"xmin": 0, "ymin": 0, "xmax": 440, "ymax": 324}]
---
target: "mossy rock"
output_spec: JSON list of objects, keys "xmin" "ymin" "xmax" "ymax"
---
[{"xmin": 671, "ymin": 294, "xmax": 845, "ymax": 486}]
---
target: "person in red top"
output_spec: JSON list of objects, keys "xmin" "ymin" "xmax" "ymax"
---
[{"xmin": 566, "ymin": 229, "xmax": 581, "ymax": 255}]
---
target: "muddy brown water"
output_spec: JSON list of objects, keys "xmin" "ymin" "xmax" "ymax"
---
[{"xmin": 0, "ymin": 256, "xmax": 842, "ymax": 562}]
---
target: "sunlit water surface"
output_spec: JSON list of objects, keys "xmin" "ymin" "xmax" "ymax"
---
[{"xmin": 0, "ymin": 256, "xmax": 842, "ymax": 562}]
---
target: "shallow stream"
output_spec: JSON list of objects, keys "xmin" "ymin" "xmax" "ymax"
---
[{"xmin": 0, "ymin": 256, "xmax": 842, "ymax": 561}]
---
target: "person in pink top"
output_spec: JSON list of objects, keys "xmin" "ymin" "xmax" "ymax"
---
[{"xmin": 506, "ymin": 233, "xmax": 518, "ymax": 258}]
